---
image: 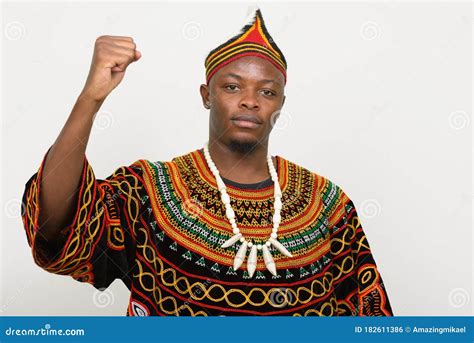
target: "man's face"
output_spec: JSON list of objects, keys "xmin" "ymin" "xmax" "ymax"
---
[{"xmin": 201, "ymin": 55, "xmax": 286, "ymax": 152}]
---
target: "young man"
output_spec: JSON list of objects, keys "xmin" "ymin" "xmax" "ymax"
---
[{"xmin": 21, "ymin": 8, "xmax": 393, "ymax": 316}]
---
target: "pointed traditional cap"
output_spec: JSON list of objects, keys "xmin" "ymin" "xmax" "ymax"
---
[{"xmin": 204, "ymin": 6, "xmax": 287, "ymax": 85}]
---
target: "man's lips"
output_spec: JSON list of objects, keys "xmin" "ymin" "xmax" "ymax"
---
[{"xmin": 231, "ymin": 114, "xmax": 262, "ymax": 129}]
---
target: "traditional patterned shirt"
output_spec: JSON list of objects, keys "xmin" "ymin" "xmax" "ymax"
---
[{"xmin": 21, "ymin": 147, "xmax": 394, "ymax": 316}]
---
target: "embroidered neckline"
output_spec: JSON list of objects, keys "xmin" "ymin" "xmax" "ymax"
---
[
  {"xmin": 186, "ymin": 148, "xmax": 289, "ymax": 200},
  {"xmin": 140, "ymin": 149, "xmax": 328, "ymax": 271}
]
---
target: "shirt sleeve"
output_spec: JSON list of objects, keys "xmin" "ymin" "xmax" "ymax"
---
[
  {"xmin": 21, "ymin": 148, "xmax": 145, "ymax": 291},
  {"xmin": 326, "ymin": 183, "xmax": 394, "ymax": 316}
]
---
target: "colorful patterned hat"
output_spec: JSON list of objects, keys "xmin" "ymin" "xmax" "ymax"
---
[{"xmin": 204, "ymin": 6, "xmax": 287, "ymax": 85}]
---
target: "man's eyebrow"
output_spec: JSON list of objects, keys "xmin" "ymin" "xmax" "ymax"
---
[
  {"xmin": 221, "ymin": 73, "xmax": 282, "ymax": 87},
  {"xmin": 221, "ymin": 73, "xmax": 243, "ymax": 80}
]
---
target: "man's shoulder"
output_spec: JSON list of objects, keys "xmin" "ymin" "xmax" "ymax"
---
[
  {"xmin": 282, "ymin": 156, "xmax": 352, "ymax": 212},
  {"xmin": 282, "ymin": 157, "xmax": 345, "ymax": 193},
  {"xmin": 124, "ymin": 148, "xmax": 201, "ymax": 173}
]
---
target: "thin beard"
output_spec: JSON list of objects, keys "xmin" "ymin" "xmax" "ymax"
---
[{"xmin": 228, "ymin": 139, "xmax": 259, "ymax": 155}]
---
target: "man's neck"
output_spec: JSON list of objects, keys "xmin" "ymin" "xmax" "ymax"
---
[{"xmin": 207, "ymin": 139, "xmax": 274, "ymax": 184}]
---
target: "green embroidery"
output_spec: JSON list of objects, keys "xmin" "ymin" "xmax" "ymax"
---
[
  {"xmin": 299, "ymin": 267, "xmax": 309, "ymax": 278},
  {"xmin": 169, "ymin": 241, "xmax": 177, "ymax": 251},
  {"xmin": 195, "ymin": 257, "xmax": 206, "ymax": 267},
  {"xmin": 211, "ymin": 263, "xmax": 221, "ymax": 273},
  {"xmin": 182, "ymin": 250, "xmax": 192, "ymax": 260},
  {"xmin": 155, "ymin": 231, "xmax": 164, "ymax": 241}
]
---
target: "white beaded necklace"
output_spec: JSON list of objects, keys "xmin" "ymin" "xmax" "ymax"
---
[{"xmin": 203, "ymin": 142, "xmax": 293, "ymax": 278}]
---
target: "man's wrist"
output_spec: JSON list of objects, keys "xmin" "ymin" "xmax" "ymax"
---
[{"xmin": 75, "ymin": 91, "xmax": 105, "ymax": 118}]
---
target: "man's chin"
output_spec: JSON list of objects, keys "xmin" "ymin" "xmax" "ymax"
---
[{"xmin": 228, "ymin": 138, "xmax": 259, "ymax": 154}]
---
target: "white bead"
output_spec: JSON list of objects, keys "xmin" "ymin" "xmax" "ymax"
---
[
  {"xmin": 248, "ymin": 241, "xmax": 253, "ymax": 248},
  {"xmin": 239, "ymin": 237, "xmax": 245, "ymax": 243},
  {"xmin": 221, "ymin": 193, "xmax": 230, "ymax": 204},
  {"xmin": 257, "ymin": 244, "xmax": 263, "ymax": 250},
  {"xmin": 270, "ymin": 232, "xmax": 277, "ymax": 239},
  {"xmin": 265, "ymin": 241, "xmax": 271, "ymax": 247},
  {"xmin": 273, "ymin": 213, "xmax": 281, "ymax": 224},
  {"xmin": 271, "ymin": 228, "xmax": 278, "ymax": 233},
  {"xmin": 217, "ymin": 179, "xmax": 226, "ymax": 191},
  {"xmin": 231, "ymin": 223, "xmax": 238, "ymax": 229},
  {"xmin": 221, "ymin": 233, "xmax": 242, "ymax": 248},
  {"xmin": 226, "ymin": 207, "xmax": 235, "ymax": 219},
  {"xmin": 232, "ymin": 228, "xmax": 240, "ymax": 234},
  {"xmin": 229, "ymin": 218, "xmax": 236, "ymax": 224},
  {"xmin": 262, "ymin": 245, "xmax": 277, "ymax": 276},
  {"xmin": 233, "ymin": 241, "xmax": 248, "ymax": 271},
  {"xmin": 269, "ymin": 237, "xmax": 293, "ymax": 258},
  {"xmin": 274, "ymin": 198, "xmax": 282, "ymax": 210},
  {"xmin": 247, "ymin": 245, "xmax": 258, "ymax": 278}
]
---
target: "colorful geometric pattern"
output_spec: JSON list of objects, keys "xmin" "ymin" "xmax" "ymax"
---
[
  {"xmin": 21, "ymin": 148, "xmax": 393, "ymax": 316},
  {"xmin": 205, "ymin": 8, "xmax": 287, "ymax": 85}
]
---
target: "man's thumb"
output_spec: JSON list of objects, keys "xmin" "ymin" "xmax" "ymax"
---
[{"xmin": 134, "ymin": 50, "xmax": 142, "ymax": 61}]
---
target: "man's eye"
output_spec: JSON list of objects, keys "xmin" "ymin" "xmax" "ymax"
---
[
  {"xmin": 262, "ymin": 90, "xmax": 275, "ymax": 97},
  {"xmin": 225, "ymin": 85, "xmax": 239, "ymax": 91}
]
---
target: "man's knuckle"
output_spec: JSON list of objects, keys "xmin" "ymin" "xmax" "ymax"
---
[{"xmin": 96, "ymin": 35, "xmax": 108, "ymax": 42}]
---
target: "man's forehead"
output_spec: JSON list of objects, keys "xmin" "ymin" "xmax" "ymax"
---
[{"xmin": 218, "ymin": 72, "xmax": 284, "ymax": 87}]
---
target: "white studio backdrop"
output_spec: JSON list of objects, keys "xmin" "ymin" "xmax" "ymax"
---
[{"xmin": 1, "ymin": 1, "xmax": 472, "ymax": 316}]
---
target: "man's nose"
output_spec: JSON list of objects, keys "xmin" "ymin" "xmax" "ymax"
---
[{"xmin": 239, "ymin": 90, "xmax": 259, "ymax": 110}]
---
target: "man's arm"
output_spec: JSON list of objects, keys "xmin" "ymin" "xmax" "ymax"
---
[{"xmin": 38, "ymin": 35, "xmax": 141, "ymax": 243}]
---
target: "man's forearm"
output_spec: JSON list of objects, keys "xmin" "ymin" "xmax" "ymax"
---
[
  {"xmin": 38, "ymin": 93, "xmax": 104, "ymax": 243},
  {"xmin": 34, "ymin": 35, "xmax": 141, "ymax": 244}
]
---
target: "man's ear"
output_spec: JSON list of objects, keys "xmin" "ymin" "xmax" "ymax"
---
[{"xmin": 200, "ymin": 84, "xmax": 210, "ymax": 108}]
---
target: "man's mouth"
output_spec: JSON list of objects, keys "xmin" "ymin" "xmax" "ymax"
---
[{"xmin": 231, "ymin": 115, "xmax": 262, "ymax": 129}]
